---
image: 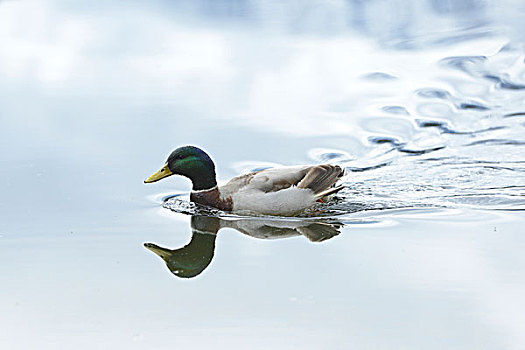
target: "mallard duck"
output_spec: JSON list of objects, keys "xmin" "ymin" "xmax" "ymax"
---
[{"xmin": 144, "ymin": 145, "xmax": 344, "ymax": 216}]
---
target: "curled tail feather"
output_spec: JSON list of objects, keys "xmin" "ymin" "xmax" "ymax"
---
[
  {"xmin": 315, "ymin": 185, "xmax": 345, "ymax": 199},
  {"xmin": 297, "ymin": 165, "xmax": 344, "ymax": 197}
]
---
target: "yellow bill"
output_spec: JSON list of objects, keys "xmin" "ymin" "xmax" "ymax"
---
[
  {"xmin": 144, "ymin": 164, "xmax": 173, "ymax": 183},
  {"xmin": 144, "ymin": 243, "xmax": 172, "ymax": 261}
]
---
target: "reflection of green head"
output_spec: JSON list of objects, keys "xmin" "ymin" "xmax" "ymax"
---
[{"xmin": 144, "ymin": 216, "xmax": 220, "ymax": 279}]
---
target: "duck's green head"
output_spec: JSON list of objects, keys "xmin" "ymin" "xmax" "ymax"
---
[{"xmin": 144, "ymin": 146, "xmax": 217, "ymax": 190}]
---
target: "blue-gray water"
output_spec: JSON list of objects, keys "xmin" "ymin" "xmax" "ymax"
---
[{"xmin": 1, "ymin": 1, "xmax": 525, "ymax": 349}]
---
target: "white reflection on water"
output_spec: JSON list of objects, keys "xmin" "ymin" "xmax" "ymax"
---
[{"xmin": 1, "ymin": 1, "xmax": 525, "ymax": 349}]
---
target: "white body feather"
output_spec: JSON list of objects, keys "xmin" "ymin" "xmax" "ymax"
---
[
  {"xmin": 230, "ymin": 187, "xmax": 316, "ymax": 216},
  {"xmin": 218, "ymin": 166, "xmax": 322, "ymax": 216}
]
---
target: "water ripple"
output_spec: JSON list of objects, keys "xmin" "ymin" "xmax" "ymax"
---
[
  {"xmin": 417, "ymin": 119, "xmax": 506, "ymax": 135},
  {"xmin": 361, "ymin": 72, "xmax": 398, "ymax": 81},
  {"xmin": 161, "ymin": 44, "xmax": 525, "ymax": 218},
  {"xmin": 416, "ymin": 87, "xmax": 452, "ymax": 99},
  {"xmin": 504, "ymin": 112, "xmax": 525, "ymax": 118},
  {"xmin": 458, "ymin": 101, "xmax": 489, "ymax": 110},
  {"xmin": 484, "ymin": 74, "xmax": 525, "ymax": 90},
  {"xmin": 382, "ymin": 106, "xmax": 410, "ymax": 115},
  {"xmin": 466, "ymin": 139, "xmax": 525, "ymax": 146},
  {"xmin": 439, "ymin": 55, "xmax": 487, "ymax": 74}
]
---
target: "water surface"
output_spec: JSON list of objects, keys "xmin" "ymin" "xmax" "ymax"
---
[{"xmin": 1, "ymin": 1, "xmax": 525, "ymax": 349}]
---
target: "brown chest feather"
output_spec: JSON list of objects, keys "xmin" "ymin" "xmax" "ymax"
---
[{"xmin": 190, "ymin": 188, "xmax": 233, "ymax": 211}]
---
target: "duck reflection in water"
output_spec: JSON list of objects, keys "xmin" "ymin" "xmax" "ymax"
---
[{"xmin": 144, "ymin": 215, "xmax": 342, "ymax": 279}]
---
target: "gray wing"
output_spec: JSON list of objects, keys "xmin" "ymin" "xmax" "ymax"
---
[
  {"xmin": 220, "ymin": 165, "xmax": 344, "ymax": 197},
  {"xmin": 220, "ymin": 166, "xmax": 310, "ymax": 196}
]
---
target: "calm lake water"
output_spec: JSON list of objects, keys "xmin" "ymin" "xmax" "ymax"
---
[{"xmin": 1, "ymin": 1, "xmax": 525, "ymax": 349}]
